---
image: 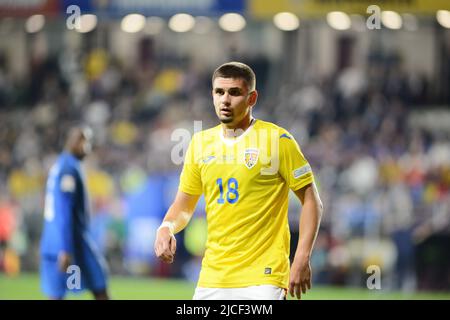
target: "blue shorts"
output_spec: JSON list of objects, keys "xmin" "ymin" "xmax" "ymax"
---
[{"xmin": 40, "ymin": 243, "xmax": 108, "ymax": 298}]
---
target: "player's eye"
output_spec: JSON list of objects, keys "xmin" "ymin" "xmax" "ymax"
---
[
  {"xmin": 214, "ymin": 89, "xmax": 224, "ymax": 95},
  {"xmin": 228, "ymin": 88, "xmax": 242, "ymax": 96}
]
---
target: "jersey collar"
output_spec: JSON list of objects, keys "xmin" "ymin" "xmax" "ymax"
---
[{"xmin": 219, "ymin": 118, "xmax": 257, "ymax": 146}]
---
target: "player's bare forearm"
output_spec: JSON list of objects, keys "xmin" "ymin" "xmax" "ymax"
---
[
  {"xmin": 162, "ymin": 190, "xmax": 200, "ymax": 234},
  {"xmin": 294, "ymin": 183, "xmax": 323, "ymax": 259},
  {"xmin": 290, "ymin": 182, "xmax": 323, "ymax": 298},
  {"xmin": 154, "ymin": 190, "xmax": 200, "ymax": 264},
  {"xmin": 58, "ymin": 252, "xmax": 72, "ymax": 272}
]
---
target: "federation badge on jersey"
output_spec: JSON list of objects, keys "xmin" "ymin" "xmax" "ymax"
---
[{"xmin": 244, "ymin": 148, "xmax": 259, "ymax": 169}]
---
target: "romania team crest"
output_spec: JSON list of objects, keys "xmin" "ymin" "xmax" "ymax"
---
[{"xmin": 244, "ymin": 148, "xmax": 259, "ymax": 169}]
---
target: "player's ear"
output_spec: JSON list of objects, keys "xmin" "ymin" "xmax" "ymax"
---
[{"xmin": 248, "ymin": 90, "xmax": 258, "ymax": 106}]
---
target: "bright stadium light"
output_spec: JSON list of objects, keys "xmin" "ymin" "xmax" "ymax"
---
[
  {"xmin": 436, "ymin": 10, "xmax": 450, "ymax": 29},
  {"xmin": 77, "ymin": 14, "xmax": 97, "ymax": 33},
  {"xmin": 144, "ymin": 17, "xmax": 165, "ymax": 35},
  {"xmin": 121, "ymin": 14, "xmax": 146, "ymax": 33},
  {"xmin": 381, "ymin": 11, "xmax": 402, "ymax": 29},
  {"xmin": 218, "ymin": 13, "xmax": 246, "ymax": 32},
  {"xmin": 326, "ymin": 11, "xmax": 351, "ymax": 30},
  {"xmin": 169, "ymin": 13, "xmax": 195, "ymax": 33},
  {"xmin": 25, "ymin": 14, "xmax": 45, "ymax": 33},
  {"xmin": 193, "ymin": 16, "xmax": 214, "ymax": 34},
  {"xmin": 402, "ymin": 13, "xmax": 418, "ymax": 31},
  {"xmin": 273, "ymin": 12, "xmax": 300, "ymax": 31}
]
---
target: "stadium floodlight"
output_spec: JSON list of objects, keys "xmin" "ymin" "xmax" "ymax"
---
[
  {"xmin": 25, "ymin": 15, "xmax": 45, "ymax": 33},
  {"xmin": 169, "ymin": 13, "xmax": 195, "ymax": 33},
  {"xmin": 193, "ymin": 16, "xmax": 214, "ymax": 34},
  {"xmin": 273, "ymin": 12, "xmax": 300, "ymax": 31},
  {"xmin": 121, "ymin": 14, "xmax": 146, "ymax": 33},
  {"xmin": 326, "ymin": 11, "xmax": 351, "ymax": 30},
  {"xmin": 436, "ymin": 10, "xmax": 450, "ymax": 29},
  {"xmin": 144, "ymin": 17, "xmax": 165, "ymax": 35},
  {"xmin": 402, "ymin": 13, "xmax": 418, "ymax": 31},
  {"xmin": 381, "ymin": 11, "xmax": 402, "ymax": 29},
  {"xmin": 218, "ymin": 13, "xmax": 246, "ymax": 32},
  {"xmin": 76, "ymin": 14, "xmax": 97, "ymax": 33}
]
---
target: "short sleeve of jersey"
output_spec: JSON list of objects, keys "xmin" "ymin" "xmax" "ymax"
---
[
  {"xmin": 278, "ymin": 130, "xmax": 314, "ymax": 191},
  {"xmin": 179, "ymin": 134, "xmax": 203, "ymax": 195}
]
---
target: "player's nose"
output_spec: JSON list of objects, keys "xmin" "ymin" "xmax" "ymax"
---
[{"xmin": 220, "ymin": 92, "xmax": 231, "ymax": 104}]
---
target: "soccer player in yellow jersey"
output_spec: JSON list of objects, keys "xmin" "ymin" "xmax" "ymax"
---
[{"xmin": 154, "ymin": 62, "xmax": 323, "ymax": 300}]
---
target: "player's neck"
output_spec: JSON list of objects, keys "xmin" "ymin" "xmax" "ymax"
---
[{"xmin": 222, "ymin": 116, "xmax": 255, "ymax": 139}]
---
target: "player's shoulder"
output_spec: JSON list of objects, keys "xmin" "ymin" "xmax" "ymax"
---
[
  {"xmin": 255, "ymin": 119, "xmax": 281, "ymax": 130},
  {"xmin": 256, "ymin": 120, "xmax": 305, "ymax": 154},
  {"xmin": 255, "ymin": 119, "xmax": 293, "ymax": 139},
  {"xmin": 56, "ymin": 153, "xmax": 80, "ymax": 175},
  {"xmin": 191, "ymin": 124, "xmax": 221, "ymax": 143}
]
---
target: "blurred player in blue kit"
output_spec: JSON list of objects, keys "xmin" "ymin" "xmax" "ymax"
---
[{"xmin": 40, "ymin": 126, "xmax": 109, "ymax": 300}]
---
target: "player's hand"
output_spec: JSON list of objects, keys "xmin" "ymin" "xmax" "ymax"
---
[
  {"xmin": 154, "ymin": 227, "xmax": 177, "ymax": 264},
  {"xmin": 289, "ymin": 254, "xmax": 312, "ymax": 300},
  {"xmin": 58, "ymin": 252, "xmax": 72, "ymax": 273}
]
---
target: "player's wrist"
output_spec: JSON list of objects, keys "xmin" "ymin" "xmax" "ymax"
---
[
  {"xmin": 157, "ymin": 221, "xmax": 175, "ymax": 234},
  {"xmin": 294, "ymin": 250, "xmax": 311, "ymax": 263}
]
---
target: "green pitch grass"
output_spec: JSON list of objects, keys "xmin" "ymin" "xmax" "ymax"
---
[{"xmin": 0, "ymin": 273, "xmax": 449, "ymax": 300}]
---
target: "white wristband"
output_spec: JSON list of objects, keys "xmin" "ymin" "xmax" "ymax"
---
[{"xmin": 157, "ymin": 221, "xmax": 175, "ymax": 234}]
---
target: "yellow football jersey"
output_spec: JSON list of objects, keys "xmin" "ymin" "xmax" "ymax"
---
[{"xmin": 179, "ymin": 119, "xmax": 314, "ymax": 289}]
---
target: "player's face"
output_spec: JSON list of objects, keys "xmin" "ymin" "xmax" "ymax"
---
[
  {"xmin": 212, "ymin": 77, "xmax": 257, "ymax": 128},
  {"xmin": 75, "ymin": 134, "xmax": 92, "ymax": 160}
]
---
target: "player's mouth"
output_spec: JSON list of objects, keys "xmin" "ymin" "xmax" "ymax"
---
[{"xmin": 220, "ymin": 108, "xmax": 232, "ymax": 117}]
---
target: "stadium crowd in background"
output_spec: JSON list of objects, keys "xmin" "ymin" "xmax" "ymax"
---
[{"xmin": 0, "ymin": 32, "xmax": 449, "ymax": 292}]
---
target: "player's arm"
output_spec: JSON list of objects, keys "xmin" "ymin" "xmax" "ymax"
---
[
  {"xmin": 290, "ymin": 182, "xmax": 323, "ymax": 299},
  {"xmin": 154, "ymin": 190, "xmax": 200, "ymax": 264},
  {"xmin": 58, "ymin": 173, "xmax": 77, "ymax": 272}
]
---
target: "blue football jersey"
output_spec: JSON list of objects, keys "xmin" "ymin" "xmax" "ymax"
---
[{"xmin": 40, "ymin": 152, "xmax": 90, "ymax": 256}]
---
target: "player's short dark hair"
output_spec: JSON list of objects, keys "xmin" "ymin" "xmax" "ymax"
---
[{"xmin": 212, "ymin": 62, "xmax": 256, "ymax": 91}]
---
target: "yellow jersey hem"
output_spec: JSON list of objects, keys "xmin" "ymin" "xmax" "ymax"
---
[{"xmin": 197, "ymin": 279, "xmax": 287, "ymax": 290}]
